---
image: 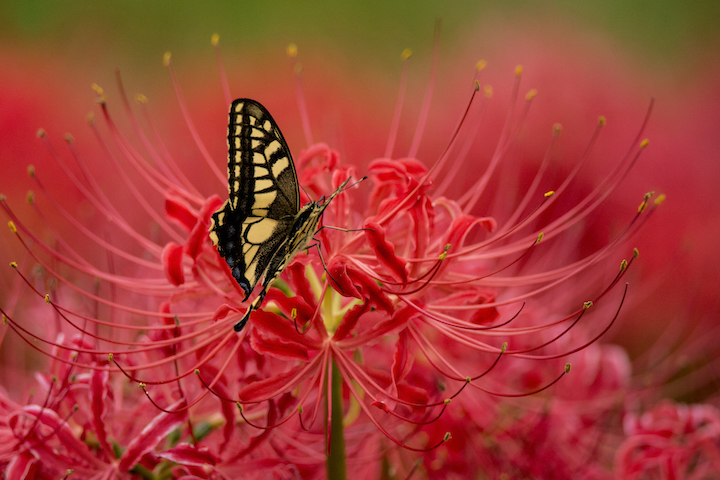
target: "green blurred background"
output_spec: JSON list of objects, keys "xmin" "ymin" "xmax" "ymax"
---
[{"xmin": 1, "ymin": 0, "xmax": 718, "ymax": 78}]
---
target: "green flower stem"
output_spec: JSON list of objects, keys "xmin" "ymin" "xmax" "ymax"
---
[{"xmin": 327, "ymin": 359, "xmax": 347, "ymax": 480}]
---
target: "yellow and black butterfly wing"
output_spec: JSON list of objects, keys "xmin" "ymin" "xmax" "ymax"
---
[{"xmin": 209, "ymin": 99, "xmax": 300, "ymax": 300}]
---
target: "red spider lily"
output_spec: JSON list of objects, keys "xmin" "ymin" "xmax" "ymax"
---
[
  {"xmin": 0, "ymin": 32, "xmax": 661, "ymax": 478},
  {"xmin": 616, "ymin": 401, "xmax": 720, "ymax": 479}
]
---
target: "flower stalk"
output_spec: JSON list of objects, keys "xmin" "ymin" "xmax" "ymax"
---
[{"xmin": 327, "ymin": 359, "xmax": 348, "ymax": 480}]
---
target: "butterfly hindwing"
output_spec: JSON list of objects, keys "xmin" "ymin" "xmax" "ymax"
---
[{"xmin": 210, "ymin": 99, "xmax": 301, "ymax": 300}]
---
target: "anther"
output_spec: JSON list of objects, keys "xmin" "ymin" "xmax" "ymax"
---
[
  {"xmin": 8, "ymin": 222, "xmax": 17, "ymax": 233},
  {"xmin": 474, "ymin": 80, "xmax": 480, "ymax": 91},
  {"xmin": 136, "ymin": 94, "xmax": 148, "ymax": 104},
  {"xmin": 583, "ymin": 301, "xmax": 593, "ymax": 310},
  {"xmin": 443, "ymin": 432, "xmax": 452, "ymax": 442},
  {"xmin": 640, "ymin": 138, "xmax": 650, "ymax": 148},
  {"xmin": 45, "ymin": 294, "xmax": 50, "ymax": 304},
  {"xmin": 655, "ymin": 194, "xmax": 666, "ymax": 205},
  {"xmin": 91, "ymin": 83, "xmax": 104, "ymax": 95},
  {"xmin": 525, "ymin": 89, "xmax": 537, "ymax": 100},
  {"xmin": 537, "ymin": 232, "xmax": 544, "ymax": 243},
  {"xmin": 27, "ymin": 165, "xmax": 35, "ymax": 178},
  {"xmin": 401, "ymin": 48, "xmax": 413, "ymax": 60},
  {"xmin": 565, "ymin": 364, "xmax": 571, "ymax": 373},
  {"xmin": 87, "ymin": 112, "xmax": 95, "ymax": 125},
  {"xmin": 211, "ymin": 33, "xmax": 220, "ymax": 46},
  {"xmin": 26, "ymin": 191, "xmax": 34, "ymax": 205},
  {"xmin": 620, "ymin": 259, "xmax": 628, "ymax": 271},
  {"xmin": 484, "ymin": 85, "xmax": 493, "ymax": 98},
  {"xmin": 286, "ymin": 43, "xmax": 298, "ymax": 58},
  {"xmin": 515, "ymin": 65, "xmax": 523, "ymax": 76},
  {"xmin": 36, "ymin": 128, "xmax": 46, "ymax": 138},
  {"xmin": 598, "ymin": 116, "xmax": 606, "ymax": 126},
  {"xmin": 475, "ymin": 59, "xmax": 486, "ymax": 71},
  {"xmin": 64, "ymin": 133, "xmax": 74, "ymax": 143},
  {"xmin": 544, "ymin": 191, "xmax": 555, "ymax": 197},
  {"xmin": 108, "ymin": 353, "xmax": 113, "ymax": 361},
  {"xmin": 633, "ymin": 248, "xmax": 639, "ymax": 259},
  {"xmin": 163, "ymin": 52, "xmax": 172, "ymax": 67},
  {"xmin": 553, "ymin": 123, "xmax": 562, "ymax": 136}
]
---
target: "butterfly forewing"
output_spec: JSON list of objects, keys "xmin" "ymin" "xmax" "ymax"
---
[{"xmin": 210, "ymin": 99, "xmax": 301, "ymax": 300}]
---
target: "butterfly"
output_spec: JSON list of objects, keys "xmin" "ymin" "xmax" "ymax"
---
[{"xmin": 209, "ymin": 99, "xmax": 350, "ymax": 332}]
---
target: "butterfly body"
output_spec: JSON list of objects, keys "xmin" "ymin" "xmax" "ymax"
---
[{"xmin": 209, "ymin": 99, "xmax": 348, "ymax": 331}]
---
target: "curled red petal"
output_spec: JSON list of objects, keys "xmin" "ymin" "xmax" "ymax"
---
[
  {"xmin": 327, "ymin": 255, "xmax": 364, "ymax": 300},
  {"xmin": 185, "ymin": 195, "xmax": 223, "ymax": 260},
  {"xmin": 165, "ymin": 195, "xmax": 197, "ymax": 231},
  {"xmin": 162, "ymin": 242, "xmax": 185, "ymax": 286},
  {"xmin": 239, "ymin": 362, "xmax": 317, "ymax": 402},
  {"xmin": 251, "ymin": 327, "xmax": 311, "ymax": 361},
  {"xmin": 90, "ymin": 366, "xmax": 115, "ymax": 461},
  {"xmin": 333, "ymin": 301, "xmax": 371, "ymax": 342},
  {"xmin": 117, "ymin": 399, "xmax": 188, "ymax": 471},
  {"xmin": 251, "ymin": 310, "xmax": 319, "ymax": 350},
  {"xmin": 5, "ymin": 452, "xmax": 38, "ymax": 480},
  {"xmin": 365, "ymin": 221, "xmax": 408, "ymax": 283},
  {"xmin": 156, "ymin": 443, "xmax": 219, "ymax": 466}
]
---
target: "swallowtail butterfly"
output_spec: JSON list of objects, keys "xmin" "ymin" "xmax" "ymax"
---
[{"xmin": 209, "ymin": 99, "xmax": 349, "ymax": 332}]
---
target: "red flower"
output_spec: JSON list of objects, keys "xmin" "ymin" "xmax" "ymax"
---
[{"xmin": 0, "ymin": 33, "xmax": 660, "ymax": 477}]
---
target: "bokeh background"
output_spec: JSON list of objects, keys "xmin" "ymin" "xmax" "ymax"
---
[{"xmin": 1, "ymin": 0, "xmax": 719, "ymax": 403}]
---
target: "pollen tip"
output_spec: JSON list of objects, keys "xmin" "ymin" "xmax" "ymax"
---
[
  {"xmin": 620, "ymin": 259, "xmax": 628, "ymax": 271},
  {"xmin": 236, "ymin": 403, "xmax": 243, "ymax": 412},
  {"xmin": 194, "ymin": 369, "xmax": 200, "ymax": 375},
  {"xmin": 444, "ymin": 398, "xmax": 451, "ymax": 405},
  {"xmin": 36, "ymin": 128, "xmax": 46, "ymax": 138},
  {"xmin": 9, "ymin": 261, "xmax": 18, "ymax": 268},
  {"xmin": 553, "ymin": 123, "xmax": 562, "ymax": 136},
  {"xmin": 91, "ymin": 83, "xmax": 104, "ymax": 96},
  {"xmin": 286, "ymin": 43, "xmax": 298, "ymax": 58},
  {"xmin": 87, "ymin": 112, "xmax": 95, "ymax": 125},
  {"xmin": 64, "ymin": 133, "xmax": 74, "ymax": 143},
  {"xmin": 108, "ymin": 353, "xmax": 114, "ymax": 361},
  {"xmin": 640, "ymin": 138, "xmax": 650, "ymax": 148},
  {"xmin": 136, "ymin": 94, "xmax": 148, "ymax": 104},
  {"xmin": 501, "ymin": 342, "xmax": 507, "ymax": 353},
  {"xmin": 211, "ymin": 33, "xmax": 220, "ymax": 46},
  {"xmin": 298, "ymin": 405, "xmax": 304, "ymax": 414},
  {"xmin": 163, "ymin": 51, "xmax": 172, "ymax": 67},
  {"xmin": 291, "ymin": 308, "xmax": 297, "ymax": 319},
  {"xmin": 565, "ymin": 363, "xmax": 571, "ymax": 373},
  {"xmin": 484, "ymin": 85, "xmax": 493, "ymax": 98},
  {"xmin": 139, "ymin": 383, "xmax": 146, "ymax": 389},
  {"xmin": 45, "ymin": 294, "xmax": 50, "ymax": 304},
  {"xmin": 26, "ymin": 191, "xmax": 34, "ymax": 205},
  {"xmin": 8, "ymin": 222, "xmax": 17, "ymax": 234},
  {"xmin": 475, "ymin": 59, "xmax": 486, "ymax": 71},
  {"xmin": 465, "ymin": 376, "xmax": 471, "ymax": 383},
  {"xmin": 72, "ymin": 404, "xmax": 79, "ymax": 412},
  {"xmin": 655, "ymin": 194, "xmax": 666, "ymax": 205},
  {"xmin": 2, "ymin": 314, "xmax": 6, "ymax": 325},
  {"xmin": 544, "ymin": 190, "xmax": 554, "ymax": 197},
  {"xmin": 525, "ymin": 88, "xmax": 537, "ymax": 100},
  {"xmin": 537, "ymin": 232, "xmax": 544, "ymax": 243},
  {"xmin": 65, "ymin": 470, "xmax": 74, "ymax": 476},
  {"xmin": 583, "ymin": 301, "xmax": 593, "ymax": 310},
  {"xmin": 443, "ymin": 432, "xmax": 452, "ymax": 442},
  {"xmin": 0, "ymin": 194, "xmax": 5, "ymax": 201},
  {"xmin": 514, "ymin": 65, "xmax": 523, "ymax": 76},
  {"xmin": 474, "ymin": 79, "xmax": 480, "ymax": 91},
  {"xmin": 401, "ymin": 48, "xmax": 412, "ymax": 60},
  {"xmin": 598, "ymin": 115, "xmax": 607, "ymax": 126},
  {"xmin": 633, "ymin": 247, "xmax": 639, "ymax": 259},
  {"xmin": 27, "ymin": 165, "xmax": 35, "ymax": 178}
]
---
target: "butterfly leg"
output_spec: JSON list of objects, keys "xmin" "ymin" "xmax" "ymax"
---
[{"xmin": 306, "ymin": 242, "xmax": 347, "ymax": 294}]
